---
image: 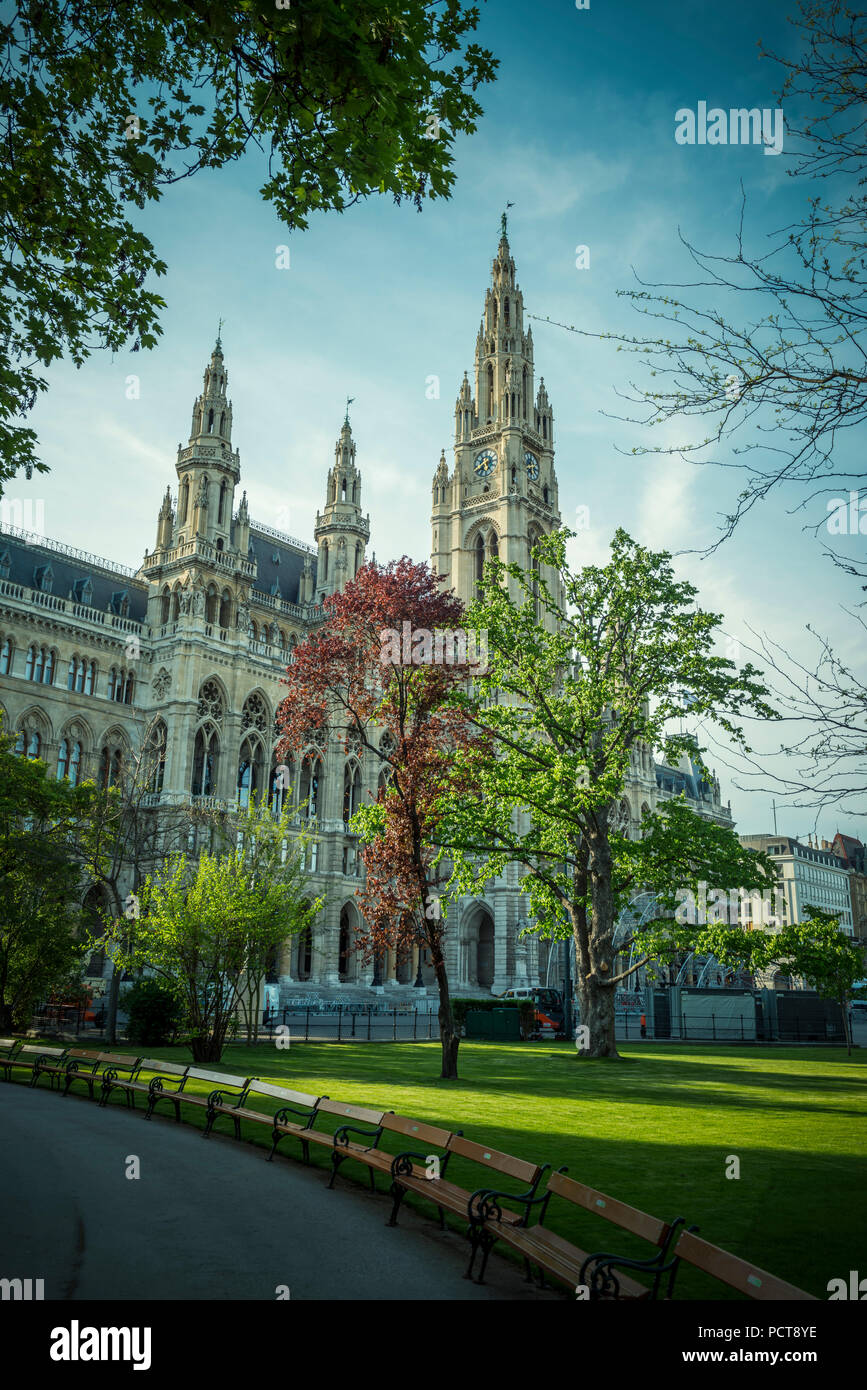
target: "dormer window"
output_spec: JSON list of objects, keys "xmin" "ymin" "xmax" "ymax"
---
[
  {"xmin": 33, "ymin": 564, "xmax": 53, "ymax": 594},
  {"xmin": 110, "ymin": 590, "xmax": 130, "ymax": 617},
  {"xmin": 0, "ymin": 549, "xmax": 10, "ymax": 579},
  {"xmin": 271, "ymin": 552, "xmax": 280, "ymax": 565},
  {"xmin": 72, "ymin": 577, "xmax": 93, "ymax": 606},
  {"xmin": 270, "ymin": 583, "xmax": 280, "ymax": 596}
]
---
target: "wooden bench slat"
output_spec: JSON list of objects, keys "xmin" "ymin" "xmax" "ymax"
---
[
  {"xmin": 446, "ymin": 1134, "xmax": 541, "ymax": 1183},
  {"xmin": 186, "ymin": 1068, "xmax": 244, "ymax": 1087},
  {"xmin": 248, "ymin": 1080, "xmax": 319, "ymax": 1107},
  {"xmin": 547, "ymin": 1171, "xmax": 669, "ymax": 1245},
  {"xmin": 316, "ymin": 1099, "xmax": 385, "ymax": 1125},
  {"xmin": 673, "ymin": 1230, "xmax": 816, "ymax": 1301},
  {"xmin": 140, "ymin": 1060, "xmax": 188, "ymax": 1076},
  {"xmin": 381, "ymin": 1114, "xmax": 452, "ymax": 1148}
]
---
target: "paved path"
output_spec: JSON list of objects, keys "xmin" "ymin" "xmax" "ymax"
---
[{"xmin": 0, "ymin": 1085, "xmax": 557, "ymax": 1302}]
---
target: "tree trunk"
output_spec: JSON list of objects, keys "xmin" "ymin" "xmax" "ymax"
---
[
  {"xmin": 190, "ymin": 1034, "xmax": 224, "ymax": 1063},
  {"xmin": 581, "ymin": 830, "xmax": 620, "ymax": 1059},
  {"xmin": 431, "ymin": 949, "xmax": 459, "ymax": 1079}
]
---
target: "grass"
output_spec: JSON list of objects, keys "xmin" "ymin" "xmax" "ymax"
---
[{"xmin": 19, "ymin": 1038, "xmax": 867, "ymax": 1299}]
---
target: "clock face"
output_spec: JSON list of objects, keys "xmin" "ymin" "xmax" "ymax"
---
[
  {"xmin": 524, "ymin": 451, "xmax": 540, "ymax": 481},
  {"xmin": 474, "ymin": 448, "xmax": 497, "ymax": 478}
]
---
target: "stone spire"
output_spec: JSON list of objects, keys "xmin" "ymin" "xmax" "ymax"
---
[{"xmin": 313, "ymin": 416, "xmax": 371, "ymax": 603}]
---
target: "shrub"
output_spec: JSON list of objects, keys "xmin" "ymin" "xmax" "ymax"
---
[
  {"xmin": 122, "ymin": 978, "xmax": 184, "ymax": 1047},
  {"xmin": 451, "ymin": 996, "xmax": 536, "ymax": 1036}
]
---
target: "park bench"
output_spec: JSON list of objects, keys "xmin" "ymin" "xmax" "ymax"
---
[
  {"xmin": 0, "ymin": 1038, "xmax": 22, "ymax": 1080},
  {"xmin": 63, "ymin": 1051, "xmax": 142, "ymax": 1102},
  {"xmin": 468, "ymin": 1169, "xmax": 690, "ymax": 1297},
  {"xmin": 205, "ymin": 1079, "xmax": 323, "ymax": 1145},
  {"xmin": 30, "ymin": 1046, "xmax": 86, "ymax": 1090},
  {"xmin": 671, "ymin": 1228, "xmax": 816, "ymax": 1301},
  {"xmin": 315, "ymin": 1111, "xmax": 458, "ymax": 1197},
  {"xmin": 144, "ymin": 1065, "xmax": 250, "ymax": 1125},
  {"xmin": 389, "ymin": 1132, "xmax": 548, "ymax": 1253},
  {"xmin": 94, "ymin": 1054, "xmax": 147, "ymax": 1108}
]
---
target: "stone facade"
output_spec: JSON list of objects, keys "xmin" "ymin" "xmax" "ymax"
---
[{"xmin": 0, "ymin": 228, "xmax": 734, "ymax": 1008}]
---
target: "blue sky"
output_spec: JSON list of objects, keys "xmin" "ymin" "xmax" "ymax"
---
[{"xmin": 6, "ymin": 0, "xmax": 865, "ymax": 838}]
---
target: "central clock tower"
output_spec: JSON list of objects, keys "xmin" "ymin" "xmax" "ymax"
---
[{"xmin": 431, "ymin": 219, "xmax": 562, "ymax": 621}]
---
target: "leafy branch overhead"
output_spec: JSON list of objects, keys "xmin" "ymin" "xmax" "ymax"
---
[{"xmin": 0, "ymin": 0, "xmax": 498, "ymax": 482}]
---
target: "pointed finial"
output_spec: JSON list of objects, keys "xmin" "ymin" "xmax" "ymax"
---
[
  {"xmin": 215, "ymin": 317, "xmax": 224, "ymax": 350},
  {"xmin": 344, "ymin": 395, "xmax": 355, "ymax": 426},
  {"xmin": 500, "ymin": 203, "xmax": 514, "ymax": 239}
]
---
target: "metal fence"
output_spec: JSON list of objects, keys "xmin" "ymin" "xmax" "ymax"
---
[{"xmin": 264, "ymin": 1006, "xmax": 441, "ymax": 1042}]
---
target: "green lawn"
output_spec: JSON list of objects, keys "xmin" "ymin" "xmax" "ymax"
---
[{"xmin": 35, "ymin": 1039, "xmax": 867, "ymax": 1299}]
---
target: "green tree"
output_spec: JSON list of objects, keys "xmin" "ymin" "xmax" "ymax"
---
[
  {"xmin": 706, "ymin": 909, "xmax": 867, "ymax": 1055},
  {"xmin": 0, "ymin": 727, "xmax": 95, "ymax": 1030},
  {"xmin": 0, "ymin": 0, "xmax": 497, "ymax": 483},
  {"xmin": 445, "ymin": 528, "xmax": 778, "ymax": 1059},
  {"xmin": 220, "ymin": 798, "xmax": 323, "ymax": 1046},
  {"xmin": 105, "ymin": 801, "xmax": 320, "ymax": 1061}
]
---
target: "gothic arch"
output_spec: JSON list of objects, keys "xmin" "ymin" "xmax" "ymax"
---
[
  {"xmin": 338, "ymin": 900, "xmax": 361, "ymax": 983},
  {"xmin": 461, "ymin": 903, "xmax": 496, "ymax": 991},
  {"xmin": 17, "ymin": 704, "xmax": 53, "ymax": 744},
  {"xmin": 196, "ymin": 675, "xmax": 227, "ymax": 725},
  {"xmin": 464, "ymin": 516, "xmax": 501, "ymax": 550}
]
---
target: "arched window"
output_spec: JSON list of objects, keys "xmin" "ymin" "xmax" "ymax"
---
[
  {"xmin": 338, "ymin": 907, "xmax": 355, "ymax": 983},
  {"xmin": 270, "ymin": 758, "xmax": 293, "ymax": 815},
  {"xmin": 529, "ymin": 530, "xmax": 542, "ymax": 621},
  {"xmin": 67, "ymin": 656, "xmax": 77, "ymax": 690},
  {"xmin": 207, "ymin": 407, "xmax": 214, "ymax": 432},
  {"xmin": 475, "ymin": 533, "xmax": 486, "ymax": 595},
  {"xmin": 161, "ymin": 587, "xmax": 171, "ymax": 625},
  {"xmin": 192, "ymin": 726, "xmax": 220, "ymax": 796},
  {"xmin": 543, "ymin": 484, "xmax": 549, "ymax": 506},
  {"xmin": 110, "ymin": 748, "xmax": 123, "ymax": 785},
  {"xmin": 25, "ymin": 645, "xmax": 36, "ymax": 680},
  {"xmin": 300, "ymin": 754, "xmax": 321, "ymax": 820},
  {"xmin": 42, "ymin": 649, "xmax": 54, "ymax": 684},
  {"xmin": 205, "ymin": 586, "xmax": 218, "ymax": 625},
  {"xmin": 504, "ymin": 297, "xmax": 510, "ymax": 326},
  {"xmin": 522, "ymin": 366, "xmax": 528, "ymax": 419},
  {"xmin": 123, "ymin": 672, "xmax": 135, "ymax": 704},
  {"xmin": 108, "ymin": 667, "xmax": 118, "ymax": 700},
  {"xmin": 486, "ymin": 362, "xmax": 494, "ymax": 420},
  {"xmin": 0, "ymin": 638, "xmax": 12, "ymax": 675},
  {"xmin": 57, "ymin": 739, "xmax": 69, "ymax": 780},
  {"xmin": 296, "ymin": 921, "xmax": 312, "ymax": 981},
  {"xmin": 219, "ymin": 590, "xmax": 232, "ymax": 629},
  {"xmin": 237, "ymin": 736, "xmax": 264, "ymax": 810},
  {"xmin": 147, "ymin": 721, "xmax": 167, "ymax": 793},
  {"xmin": 171, "ymin": 586, "xmax": 181, "ymax": 622},
  {"xmin": 219, "ymin": 412, "xmax": 225, "ymax": 434},
  {"xmin": 69, "ymin": 741, "xmax": 82, "ymax": 787},
  {"xmin": 322, "ymin": 542, "xmax": 329, "ymax": 581},
  {"xmin": 85, "ymin": 661, "xmax": 95, "ymax": 696},
  {"xmin": 341, "ymin": 476, "xmax": 347, "ymax": 502},
  {"xmin": 179, "ymin": 478, "xmax": 189, "ymax": 525},
  {"xmin": 14, "ymin": 729, "xmax": 24, "ymax": 756},
  {"xmin": 343, "ymin": 763, "xmax": 361, "ymax": 823},
  {"xmin": 27, "ymin": 730, "xmax": 41, "ymax": 761},
  {"xmin": 218, "ymin": 481, "xmax": 227, "ymax": 525},
  {"xmin": 489, "ymin": 530, "xmax": 498, "ymax": 562},
  {"xmin": 82, "ymin": 886, "xmax": 108, "ymax": 978},
  {"xmin": 76, "ymin": 657, "xmax": 85, "ymax": 693}
]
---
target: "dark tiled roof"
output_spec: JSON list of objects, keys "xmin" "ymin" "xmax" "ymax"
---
[
  {"xmin": 248, "ymin": 527, "xmax": 315, "ymax": 606},
  {"xmin": 0, "ymin": 530, "xmax": 148, "ymax": 623}
]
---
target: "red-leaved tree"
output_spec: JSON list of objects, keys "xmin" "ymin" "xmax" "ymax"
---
[{"xmin": 275, "ymin": 558, "xmax": 485, "ymax": 1079}]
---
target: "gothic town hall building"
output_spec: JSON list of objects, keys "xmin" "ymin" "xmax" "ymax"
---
[{"xmin": 0, "ymin": 228, "xmax": 733, "ymax": 1008}]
